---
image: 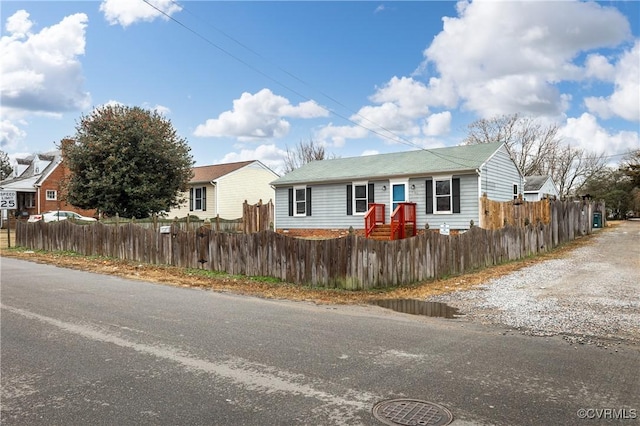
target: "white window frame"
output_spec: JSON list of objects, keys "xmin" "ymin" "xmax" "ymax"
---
[
  {"xmin": 433, "ymin": 175, "xmax": 452, "ymax": 215},
  {"xmin": 193, "ymin": 186, "xmax": 205, "ymax": 211},
  {"xmin": 513, "ymin": 183, "xmax": 519, "ymax": 200},
  {"xmin": 353, "ymin": 181, "xmax": 368, "ymax": 216},
  {"xmin": 294, "ymin": 185, "xmax": 307, "ymax": 217},
  {"xmin": 46, "ymin": 190, "xmax": 57, "ymax": 201}
]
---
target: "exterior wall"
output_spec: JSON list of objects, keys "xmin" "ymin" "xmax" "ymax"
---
[
  {"xmin": 523, "ymin": 191, "xmax": 541, "ymax": 202},
  {"xmin": 168, "ymin": 163, "xmax": 276, "ymax": 220},
  {"xmin": 275, "ymin": 182, "xmax": 363, "ymax": 230},
  {"xmin": 480, "ymin": 145, "xmax": 524, "ymax": 201},
  {"xmin": 38, "ymin": 163, "xmax": 96, "ymax": 218},
  {"xmin": 412, "ymin": 174, "xmax": 480, "ymax": 231},
  {"xmin": 170, "ymin": 184, "xmax": 217, "ymax": 220},
  {"xmin": 216, "ymin": 163, "xmax": 276, "ymax": 219},
  {"xmin": 274, "ymin": 173, "xmax": 481, "ymax": 232}
]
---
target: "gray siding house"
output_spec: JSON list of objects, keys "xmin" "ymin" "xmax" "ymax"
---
[
  {"xmin": 271, "ymin": 142, "xmax": 523, "ymax": 233},
  {"xmin": 523, "ymin": 175, "xmax": 559, "ymax": 201}
]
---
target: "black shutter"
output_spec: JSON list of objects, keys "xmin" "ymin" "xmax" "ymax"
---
[
  {"xmin": 368, "ymin": 183, "xmax": 374, "ymax": 203},
  {"xmin": 426, "ymin": 179, "xmax": 433, "ymax": 214},
  {"xmin": 189, "ymin": 187, "xmax": 194, "ymax": 211},
  {"xmin": 202, "ymin": 186, "xmax": 207, "ymax": 211},
  {"xmin": 288, "ymin": 188, "xmax": 293, "ymax": 216},
  {"xmin": 346, "ymin": 184, "xmax": 353, "ymax": 215},
  {"xmin": 452, "ymin": 178, "xmax": 460, "ymax": 213},
  {"xmin": 306, "ymin": 187, "xmax": 312, "ymax": 216}
]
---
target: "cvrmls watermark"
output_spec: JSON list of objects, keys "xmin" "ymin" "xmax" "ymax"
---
[{"xmin": 577, "ymin": 408, "xmax": 637, "ymax": 420}]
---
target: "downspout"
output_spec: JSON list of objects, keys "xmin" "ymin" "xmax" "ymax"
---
[
  {"xmin": 476, "ymin": 169, "xmax": 482, "ymax": 228},
  {"xmin": 271, "ymin": 185, "xmax": 276, "ymax": 231},
  {"xmin": 211, "ymin": 181, "xmax": 218, "ymax": 217}
]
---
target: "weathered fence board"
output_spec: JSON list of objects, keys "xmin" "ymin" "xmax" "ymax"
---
[{"xmin": 16, "ymin": 200, "xmax": 598, "ymax": 290}]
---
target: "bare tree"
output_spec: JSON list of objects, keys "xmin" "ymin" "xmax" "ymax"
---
[
  {"xmin": 551, "ymin": 145, "xmax": 607, "ymax": 197},
  {"xmin": 283, "ymin": 138, "xmax": 335, "ymax": 173},
  {"xmin": 463, "ymin": 113, "xmax": 606, "ymax": 198},
  {"xmin": 463, "ymin": 113, "xmax": 561, "ymax": 176}
]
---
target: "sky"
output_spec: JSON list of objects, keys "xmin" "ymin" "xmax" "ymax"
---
[{"xmin": 1, "ymin": 0, "xmax": 639, "ymax": 175}]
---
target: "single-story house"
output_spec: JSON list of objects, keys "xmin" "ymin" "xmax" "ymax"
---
[
  {"xmin": 523, "ymin": 175, "xmax": 559, "ymax": 201},
  {"xmin": 270, "ymin": 142, "xmax": 524, "ymax": 235},
  {"xmin": 0, "ymin": 151, "xmax": 96, "ymax": 223},
  {"xmin": 169, "ymin": 160, "xmax": 279, "ymax": 220}
]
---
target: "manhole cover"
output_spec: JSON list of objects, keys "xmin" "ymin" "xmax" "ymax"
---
[{"xmin": 372, "ymin": 399, "xmax": 453, "ymax": 426}]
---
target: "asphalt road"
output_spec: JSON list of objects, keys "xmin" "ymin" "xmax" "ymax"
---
[{"xmin": 1, "ymin": 257, "xmax": 638, "ymax": 425}]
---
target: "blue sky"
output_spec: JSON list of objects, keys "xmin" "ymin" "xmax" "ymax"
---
[{"xmin": 1, "ymin": 0, "xmax": 638, "ymax": 174}]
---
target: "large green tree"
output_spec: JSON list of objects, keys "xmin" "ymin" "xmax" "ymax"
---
[
  {"xmin": 0, "ymin": 149, "xmax": 13, "ymax": 180},
  {"xmin": 62, "ymin": 105, "xmax": 193, "ymax": 218}
]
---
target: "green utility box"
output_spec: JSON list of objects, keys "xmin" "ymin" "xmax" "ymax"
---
[{"xmin": 593, "ymin": 211, "xmax": 602, "ymax": 228}]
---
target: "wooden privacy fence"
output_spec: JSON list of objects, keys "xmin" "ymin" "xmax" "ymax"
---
[
  {"xmin": 16, "ymin": 200, "xmax": 596, "ymax": 290},
  {"xmin": 243, "ymin": 199, "xmax": 274, "ymax": 234},
  {"xmin": 479, "ymin": 196, "xmax": 552, "ymax": 230}
]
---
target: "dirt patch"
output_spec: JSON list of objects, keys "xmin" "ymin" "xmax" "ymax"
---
[{"xmin": 0, "ymin": 226, "xmax": 608, "ymax": 305}]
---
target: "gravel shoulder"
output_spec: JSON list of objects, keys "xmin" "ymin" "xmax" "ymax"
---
[{"xmin": 431, "ymin": 220, "xmax": 640, "ymax": 345}]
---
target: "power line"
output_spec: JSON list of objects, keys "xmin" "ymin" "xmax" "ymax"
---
[{"xmin": 141, "ymin": 0, "xmax": 479, "ymax": 170}]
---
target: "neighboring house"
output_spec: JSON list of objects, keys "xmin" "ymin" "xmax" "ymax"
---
[
  {"xmin": 523, "ymin": 175, "xmax": 559, "ymax": 201},
  {"xmin": 0, "ymin": 151, "xmax": 96, "ymax": 222},
  {"xmin": 270, "ymin": 142, "xmax": 524, "ymax": 234},
  {"xmin": 169, "ymin": 160, "xmax": 279, "ymax": 220}
]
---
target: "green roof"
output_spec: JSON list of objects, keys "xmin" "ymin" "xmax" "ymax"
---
[{"xmin": 271, "ymin": 142, "xmax": 504, "ymax": 186}]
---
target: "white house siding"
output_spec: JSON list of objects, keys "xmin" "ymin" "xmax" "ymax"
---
[
  {"xmin": 169, "ymin": 184, "xmax": 217, "ymax": 220},
  {"xmin": 523, "ymin": 192, "xmax": 541, "ymax": 202},
  {"xmin": 480, "ymin": 145, "xmax": 524, "ymax": 201},
  {"xmin": 216, "ymin": 163, "xmax": 276, "ymax": 219}
]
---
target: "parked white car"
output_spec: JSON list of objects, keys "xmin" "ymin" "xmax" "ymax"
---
[{"xmin": 28, "ymin": 211, "xmax": 97, "ymax": 223}]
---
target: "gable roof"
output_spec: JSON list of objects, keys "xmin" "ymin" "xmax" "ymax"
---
[
  {"xmin": 190, "ymin": 160, "xmax": 257, "ymax": 184},
  {"xmin": 524, "ymin": 175, "xmax": 551, "ymax": 192},
  {"xmin": 0, "ymin": 150, "xmax": 61, "ymax": 191},
  {"xmin": 271, "ymin": 142, "xmax": 505, "ymax": 186}
]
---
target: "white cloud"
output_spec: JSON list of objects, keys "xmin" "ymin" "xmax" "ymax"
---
[
  {"xmin": 315, "ymin": 123, "xmax": 370, "ymax": 148},
  {"xmin": 584, "ymin": 54, "xmax": 616, "ymax": 80},
  {"xmin": 361, "ymin": 149, "xmax": 380, "ymax": 156},
  {"xmin": 100, "ymin": 0, "xmax": 182, "ymax": 27},
  {"xmin": 0, "ymin": 11, "xmax": 90, "ymax": 114},
  {"xmin": 420, "ymin": 0, "xmax": 632, "ymax": 118},
  {"xmin": 559, "ymin": 113, "xmax": 639, "ymax": 157},
  {"xmin": 422, "ymin": 111, "xmax": 451, "ymax": 136},
  {"xmin": 5, "ymin": 10, "xmax": 33, "ymax": 36},
  {"xmin": 584, "ymin": 41, "xmax": 640, "ymax": 122},
  {"xmin": 0, "ymin": 120, "xmax": 27, "ymax": 150},
  {"xmin": 193, "ymin": 89, "xmax": 328, "ymax": 141},
  {"xmin": 316, "ymin": 76, "xmax": 454, "ymax": 146},
  {"xmin": 218, "ymin": 144, "xmax": 288, "ymax": 175},
  {"xmin": 0, "ymin": 10, "xmax": 90, "ymax": 153}
]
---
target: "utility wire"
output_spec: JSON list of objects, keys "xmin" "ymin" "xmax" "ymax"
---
[{"xmin": 141, "ymin": 1, "xmax": 534, "ymax": 170}]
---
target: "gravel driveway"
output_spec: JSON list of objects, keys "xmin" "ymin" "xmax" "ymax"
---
[{"xmin": 431, "ymin": 220, "xmax": 640, "ymax": 345}]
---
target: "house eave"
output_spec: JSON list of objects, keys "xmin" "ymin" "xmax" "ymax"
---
[{"xmin": 272, "ymin": 168, "xmax": 478, "ymax": 187}]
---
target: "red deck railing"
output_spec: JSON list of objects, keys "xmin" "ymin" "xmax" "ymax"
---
[
  {"xmin": 390, "ymin": 202, "xmax": 417, "ymax": 240},
  {"xmin": 364, "ymin": 203, "xmax": 386, "ymax": 238}
]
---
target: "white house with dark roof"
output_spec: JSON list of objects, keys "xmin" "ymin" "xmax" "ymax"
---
[
  {"xmin": 270, "ymin": 142, "xmax": 524, "ymax": 234},
  {"xmin": 523, "ymin": 175, "xmax": 559, "ymax": 201},
  {"xmin": 169, "ymin": 160, "xmax": 279, "ymax": 220}
]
